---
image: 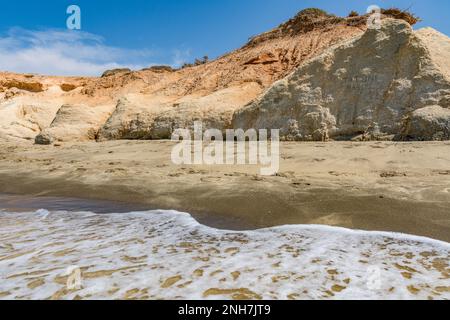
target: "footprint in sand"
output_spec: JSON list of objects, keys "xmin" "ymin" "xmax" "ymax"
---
[
  {"xmin": 350, "ymin": 158, "xmax": 369, "ymax": 162},
  {"xmin": 200, "ymin": 176, "xmax": 222, "ymax": 183},
  {"xmin": 168, "ymin": 172, "xmax": 183, "ymax": 177}
]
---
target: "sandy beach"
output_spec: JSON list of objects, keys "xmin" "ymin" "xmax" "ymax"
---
[{"xmin": 1, "ymin": 140, "xmax": 449, "ymax": 242}]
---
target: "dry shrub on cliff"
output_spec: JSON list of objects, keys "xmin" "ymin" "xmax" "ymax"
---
[
  {"xmin": 295, "ymin": 8, "xmax": 331, "ymax": 18},
  {"xmin": 249, "ymin": 8, "xmax": 343, "ymax": 44},
  {"xmin": 181, "ymin": 56, "xmax": 209, "ymax": 69},
  {"xmin": 381, "ymin": 8, "xmax": 421, "ymax": 25},
  {"xmin": 142, "ymin": 65, "xmax": 175, "ymax": 73}
]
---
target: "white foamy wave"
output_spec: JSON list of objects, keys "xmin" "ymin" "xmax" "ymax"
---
[
  {"xmin": 34, "ymin": 209, "xmax": 51, "ymax": 219},
  {"xmin": 0, "ymin": 209, "xmax": 448, "ymax": 300}
]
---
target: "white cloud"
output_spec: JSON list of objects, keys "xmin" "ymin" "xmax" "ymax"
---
[
  {"xmin": 172, "ymin": 48, "xmax": 192, "ymax": 67},
  {"xmin": 0, "ymin": 28, "xmax": 161, "ymax": 76}
]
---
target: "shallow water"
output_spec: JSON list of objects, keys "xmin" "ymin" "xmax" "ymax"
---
[
  {"xmin": 0, "ymin": 193, "xmax": 149, "ymax": 213},
  {"xmin": 0, "ymin": 206, "xmax": 449, "ymax": 300}
]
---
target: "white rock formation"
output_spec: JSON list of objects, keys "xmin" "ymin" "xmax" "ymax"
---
[
  {"xmin": 35, "ymin": 104, "xmax": 114, "ymax": 144},
  {"xmin": 98, "ymin": 83, "xmax": 261, "ymax": 140},
  {"xmin": 0, "ymin": 99, "xmax": 61, "ymax": 141},
  {"xmin": 233, "ymin": 19, "xmax": 450, "ymax": 141}
]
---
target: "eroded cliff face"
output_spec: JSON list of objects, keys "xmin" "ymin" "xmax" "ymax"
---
[
  {"xmin": 233, "ymin": 19, "xmax": 450, "ymax": 141},
  {"xmin": 0, "ymin": 10, "xmax": 366, "ymax": 143},
  {"xmin": 1, "ymin": 11, "xmax": 449, "ymax": 143},
  {"xmin": 97, "ymin": 82, "xmax": 261, "ymax": 140},
  {"xmin": 36, "ymin": 104, "xmax": 114, "ymax": 144}
]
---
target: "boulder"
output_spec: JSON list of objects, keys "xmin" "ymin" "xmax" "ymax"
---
[
  {"xmin": 35, "ymin": 104, "xmax": 114, "ymax": 144},
  {"xmin": 97, "ymin": 96, "xmax": 171, "ymax": 140},
  {"xmin": 400, "ymin": 105, "xmax": 450, "ymax": 141}
]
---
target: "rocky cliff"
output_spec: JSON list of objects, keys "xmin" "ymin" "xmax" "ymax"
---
[
  {"xmin": 0, "ymin": 9, "xmax": 367, "ymax": 143},
  {"xmin": 0, "ymin": 9, "xmax": 449, "ymax": 143},
  {"xmin": 233, "ymin": 19, "xmax": 450, "ymax": 141}
]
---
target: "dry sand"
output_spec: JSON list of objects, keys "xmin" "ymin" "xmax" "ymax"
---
[{"xmin": 0, "ymin": 140, "xmax": 449, "ymax": 242}]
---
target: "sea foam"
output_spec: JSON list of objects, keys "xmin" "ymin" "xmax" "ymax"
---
[{"xmin": 0, "ymin": 209, "xmax": 448, "ymax": 300}]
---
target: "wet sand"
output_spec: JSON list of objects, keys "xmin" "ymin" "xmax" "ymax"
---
[
  {"xmin": 0, "ymin": 193, "xmax": 149, "ymax": 214},
  {"xmin": 0, "ymin": 140, "xmax": 449, "ymax": 241}
]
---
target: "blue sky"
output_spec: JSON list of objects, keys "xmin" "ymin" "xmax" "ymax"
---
[{"xmin": 0, "ymin": 0, "xmax": 448, "ymax": 76}]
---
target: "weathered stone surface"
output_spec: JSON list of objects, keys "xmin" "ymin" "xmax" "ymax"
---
[
  {"xmin": 232, "ymin": 19, "xmax": 450, "ymax": 141},
  {"xmin": 35, "ymin": 104, "xmax": 114, "ymax": 144},
  {"xmin": 400, "ymin": 105, "xmax": 450, "ymax": 141},
  {"xmin": 97, "ymin": 96, "xmax": 171, "ymax": 140},
  {"xmin": 98, "ymin": 83, "xmax": 261, "ymax": 140},
  {"xmin": 0, "ymin": 101, "xmax": 60, "ymax": 141}
]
